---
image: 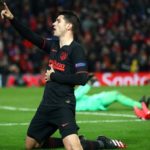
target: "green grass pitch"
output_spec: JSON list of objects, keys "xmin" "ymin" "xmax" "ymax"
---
[{"xmin": 0, "ymin": 85, "xmax": 150, "ymax": 150}]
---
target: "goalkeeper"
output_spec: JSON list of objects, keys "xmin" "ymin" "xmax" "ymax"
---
[{"xmin": 75, "ymin": 79, "xmax": 142, "ymax": 111}]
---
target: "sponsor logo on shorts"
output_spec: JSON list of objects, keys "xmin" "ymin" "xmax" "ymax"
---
[{"xmin": 61, "ymin": 123, "xmax": 69, "ymax": 127}]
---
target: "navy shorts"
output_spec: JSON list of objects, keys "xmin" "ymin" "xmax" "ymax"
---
[{"xmin": 27, "ymin": 105, "xmax": 79, "ymax": 144}]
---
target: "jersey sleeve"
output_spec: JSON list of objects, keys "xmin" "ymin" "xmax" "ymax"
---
[
  {"xmin": 50, "ymin": 44, "xmax": 88, "ymax": 85},
  {"xmin": 71, "ymin": 44, "xmax": 88, "ymax": 73},
  {"xmin": 10, "ymin": 18, "xmax": 52, "ymax": 53}
]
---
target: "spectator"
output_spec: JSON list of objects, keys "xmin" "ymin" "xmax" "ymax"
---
[{"xmin": 0, "ymin": 0, "xmax": 150, "ymax": 74}]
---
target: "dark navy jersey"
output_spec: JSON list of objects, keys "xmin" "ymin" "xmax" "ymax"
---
[{"xmin": 11, "ymin": 18, "xmax": 88, "ymax": 108}]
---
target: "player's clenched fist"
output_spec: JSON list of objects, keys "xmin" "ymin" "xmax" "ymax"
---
[{"xmin": 1, "ymin": 2, "xmax": 14, "ymax": 19}]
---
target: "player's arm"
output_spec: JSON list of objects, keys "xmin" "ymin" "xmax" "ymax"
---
[
  {"xmin": 75, "ymin": 84, "xmax": 91, "ymax": 100},
  {"xmin": 50, "ymin": 45, "xmax": 88, "ymax": 85},
  {"xmin": 1, "ymin": 2, "xmax": 50, "ymax": 51},
  {"xmin": 51, "ymin": 72, "xmax": 88, "ymax": 85},
  {"xmin": 45, "ymin": 66, "xmax": 88, "ymax": 85}
]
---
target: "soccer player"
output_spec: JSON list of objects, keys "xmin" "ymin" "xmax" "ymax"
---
[
  {"xmin": 1, "ymin": 3, "xmax": 126, "ymax": 150},
  {"xmin": 75, "ymin": 79, "xmax": 142, "ymax": 111}
]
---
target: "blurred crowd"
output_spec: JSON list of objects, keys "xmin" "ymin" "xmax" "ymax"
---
[{"xmin": 0, "ymin": 0, "xmax": 150, "ymax": 75}]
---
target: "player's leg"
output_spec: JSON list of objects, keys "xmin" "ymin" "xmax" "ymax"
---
[
  {"xmin": 63, "ymin": 134, "xmax": 83, "ymax": 150},
  {"xmin": 41, "ymin": 135, "xmax": 99, "ymax": 149},
  {"xmin": 25, "ymin": 110, "xmax": 58, "ymax": 149},
  {"xmin": 25, "ymin": 136, "xmax": 41, "ymax": 150},
  {"xmin": 40, "ymin": 134, "xmax": 126, "ymax": 149},
  {"xmin": 62, "ymin": 135, "xmax": 126, "ymax": 150},
  {"xmin": 58, "ymin": 107, "xmax": 105, "ymax": 150},
  {"xmin": 25, "ymin": 111, "xmax": 42, "ymax": 150},
  {"xmin": 42, "ymin": 135, "xmax": 84, "ymax": 149},
  {"xmin": 59, "ymin": 106, "xmax": 83, "ymax": 150},
  {"xmin": 116, "ymin": 91, "xmax": 142, "ymax": 108},
  {"xmin": 41, "ymin": 135, "xmax": 101, "ymax": 149}
]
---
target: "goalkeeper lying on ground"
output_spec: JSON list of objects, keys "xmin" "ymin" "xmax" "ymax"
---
[{"xmin": 75, "ymin": 79, "xmax": 142, "ymax": 111}]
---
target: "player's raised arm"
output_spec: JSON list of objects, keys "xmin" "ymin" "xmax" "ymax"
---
[
  {"xmin": 0, "ymin": 2, "xmax": 51, "ymax": 52},
  {"xmin": 1, "ymin": 2, "xmax": 14, "ymax": 19}
]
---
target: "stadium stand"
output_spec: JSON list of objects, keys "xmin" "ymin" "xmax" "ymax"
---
[{"xmin": 0, "ymin": 0, "xmax": 150, "ymax": 86}]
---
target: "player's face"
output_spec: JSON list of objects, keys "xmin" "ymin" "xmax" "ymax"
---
[{"xmin": 53, "ymin": 15, "xmax": 69, "ymax": 37}]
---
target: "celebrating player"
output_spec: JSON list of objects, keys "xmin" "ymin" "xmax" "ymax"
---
[{"xmin": 1, "ymin": 2, "xmax": 126, "ymax": 150}]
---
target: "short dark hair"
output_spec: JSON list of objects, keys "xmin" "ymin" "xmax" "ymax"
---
[{"xmin": 58, "ymin": 10, "xmax": 80, "ymax": 34}]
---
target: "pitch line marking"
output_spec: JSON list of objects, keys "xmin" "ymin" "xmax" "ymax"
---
[
  {"xmin": 0, "ymin": 119, "xmax": 143, "ymax": 126},
  {"xmin": 77, "ymin": 112, "xmax": 136, "ymax": 118},
  {"xmin": 0, "ymin": 105, "xmax": 136, "ymax": 118},
  {"xmin": 0, "ymin": 106, "xmax": 36, "ymax": 111},
  {"xmin": 0, "ymin": 123, "xmax": 29, "ymax": 126}
]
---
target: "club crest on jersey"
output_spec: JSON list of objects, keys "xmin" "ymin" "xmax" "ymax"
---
[{"xmin": 60, "ymin": 52, "xmax": 68, "ymax": 61}]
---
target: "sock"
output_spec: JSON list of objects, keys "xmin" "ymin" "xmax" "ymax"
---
[
  {"xmin": 42, "ymin": 136, "xmax": 104, "ymax": 150},
  {"xmin": 80, "ymin": 139, "xmax": 104, "ymax": 150},
  {"xmin": 42, "ymin": 137, "xmax": 63, "ymax": 148}
]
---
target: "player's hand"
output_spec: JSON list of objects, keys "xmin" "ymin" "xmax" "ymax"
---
[
  {"xmin": 1, "ymin": 3, "xmax": 14, "ymax": 20},
  {"xmin": 45, "ymin": 64, "xmax": 55, "ymax": 82}
]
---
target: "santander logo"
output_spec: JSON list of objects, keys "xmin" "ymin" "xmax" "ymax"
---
[{"xmin": 95, "ymin": 72, "xmax": 149, "ymax": 86}]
